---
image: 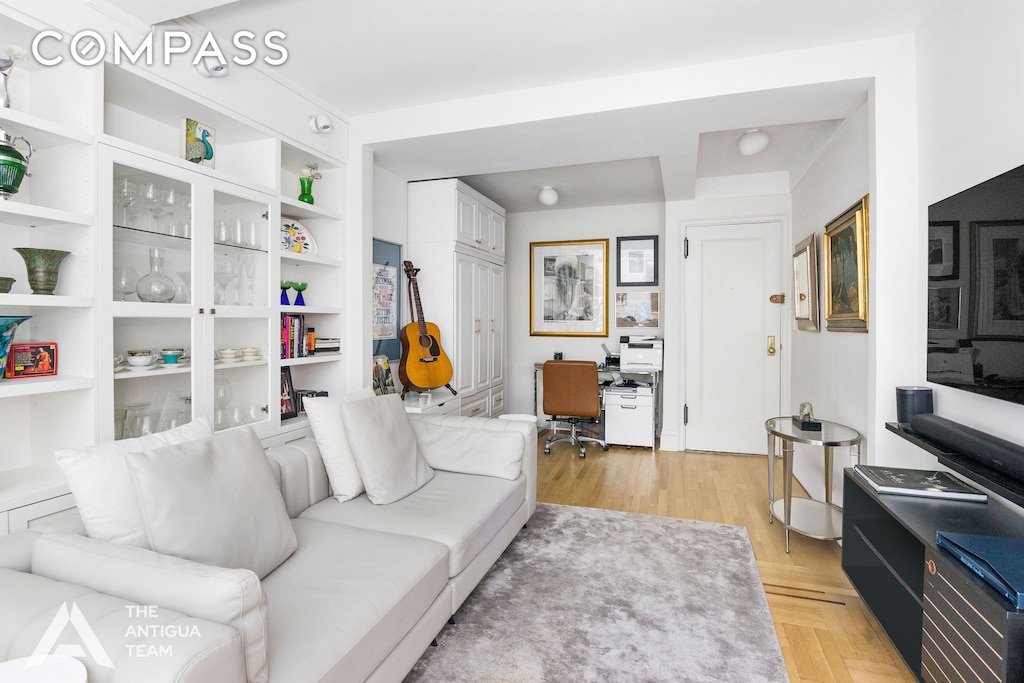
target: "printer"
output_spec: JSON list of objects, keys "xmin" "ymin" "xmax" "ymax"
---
[{"xmin": 619, "ymin": 335, "xmax": 663, "ymax": 372}]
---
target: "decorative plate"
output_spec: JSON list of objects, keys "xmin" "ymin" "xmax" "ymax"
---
[{"xmin": 281, "ymin": 219, "xmax": 318, "ymax": 256}]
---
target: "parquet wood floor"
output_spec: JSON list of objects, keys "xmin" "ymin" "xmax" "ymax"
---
[{"xmin": 536, "ymin": 438, "xmax": 919, "ymax": 682}]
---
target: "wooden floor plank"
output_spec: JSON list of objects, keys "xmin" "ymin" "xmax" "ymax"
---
[{"xmin": 536, "ymin": 440, "xmax": 918, "ymax": 682}]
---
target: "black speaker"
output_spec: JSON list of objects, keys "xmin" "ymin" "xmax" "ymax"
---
[{"xmin": 896, "ymin": 386, "xmax": 933, "ymax": 430}]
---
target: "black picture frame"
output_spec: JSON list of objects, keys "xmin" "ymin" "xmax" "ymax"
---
[
  {"xmin": 928, "ymin": 220, "xmax": 959, "ymax": 281},
  {"xmin": 280, "ymin": 366, "xmax": 298, "ymax": 419},
  {"xmin": 616, "ymin": 235, "xmax": 658, "ymax": 286}
]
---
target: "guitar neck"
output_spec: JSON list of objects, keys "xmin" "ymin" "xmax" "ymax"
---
[{"xmin": 410, "ymin": 278, "xmax": 428, "ymax": 334}]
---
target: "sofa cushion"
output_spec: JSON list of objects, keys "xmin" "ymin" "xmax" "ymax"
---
[
  {"xmin": 259, "ymin": 519, "xmax": 450, "ymax": 683},
  {"xmin": 341, "ymin": 394, "xmax": 434, "ymax": 504},
  {"xmin": 303, "ymin": 387, "xmax": 375, "ymax": 501},
  {"xmin": 300, "ymin": 470, "xmax": 526, "ymax": 577},
  {"xmin": 54, "ymin": 416, "xmax": 214, "ymax": 548},
  {"xmin": 411, "ymin": 420, "xmax": 524, "ymax": 480},
  {"xmin": 126, "ymin": 427, "xmax": 297, "ymax": 579},
  {"xmin": 30, "ymin": 533, "xmax": 264, "ymax": 683}
]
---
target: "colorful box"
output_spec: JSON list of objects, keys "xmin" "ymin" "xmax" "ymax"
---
[{"xmin": 7, "ymin": 342, "xmax": 58, "ymax": 378}]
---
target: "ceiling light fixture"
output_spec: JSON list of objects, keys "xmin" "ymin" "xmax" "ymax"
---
[
  {"xmin": 738, "ymin": 129, "xmax": 770, "ymax": 156},
  {"xmin": 196, "ymin": 56, "xmax": 229, "ymax": 78},
  {"xmin": 308, "ymin": 114, "xmax": 334, "ymax": 134},
  {"xmin": 538, "ymin": 185, "xmax": 559, "ymax": 206}
]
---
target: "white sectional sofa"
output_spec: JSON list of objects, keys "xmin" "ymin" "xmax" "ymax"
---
[{"xmin": 0, "ymin": 404, "xmax": 537, "ymax": 683}]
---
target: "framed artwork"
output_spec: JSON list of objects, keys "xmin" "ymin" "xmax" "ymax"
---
[
  {"xmin": 928, "ymin": 286, "xmax": 962, "ymax": 332},
  {"xmin": 970, "ymin": 220, "xmax": 1024, "ymax": 338},
  {"xmin": 372, "ymin": 354, "xmax": 396, "ymax": 395},
  {"xmin": 530, "ymin": 239, "xmax": 609, "ymax": 336},
  {"xmin": 928, "ymin": 221, "xmax": 959, "ymax": 280},
  {"xmin": 372, "ymin": 263, "xmax": 399, "ymax": 341},
  {"xmin": 181, "ymin": 118, "xmax": 215, "ymax": 168},
  {"xmin": 615, "ymin": 291, "xmax": 659, "ymax": 328},
  {"xmin": 792, "ymin": 234, "xmax": 819, "ymax": 332},
  {"xmin": 616, "ymin": 235, "xmax": 658, "ymax": 286},
  {"xmin": 824, "ymin": 195, "xmax": 870, "ymax": 332},
  {"xmin": 280, "ymin": 366, "xmax": 298, "ymax": 419}
]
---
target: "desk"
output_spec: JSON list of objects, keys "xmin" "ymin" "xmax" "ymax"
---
[
  {"xmin": 765, "ymin": 417, "xmax": 861, "ymax": 553},
  {"xmin": 533, "ymin": 363, "xmax": 660, "ymax": 448}
]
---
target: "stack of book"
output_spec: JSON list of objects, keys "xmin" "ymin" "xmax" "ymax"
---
[
  {"xmin": 281, "ymin": 313, "xmax": 309, "ymax": 359},
  {"xmin": 314, "ymin": 337, "xmax": 341, "ymax": 354},
  {"xmin": 853, "ymin": 464, "xmax": 987, "ymax": 502}
]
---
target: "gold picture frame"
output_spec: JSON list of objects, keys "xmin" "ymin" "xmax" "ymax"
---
[
  {"xmin": 530, "ymin": 239, "xmax": 609, "ymax": 336},
  {"xmin": 824, "ymin": 196, "xmax": 869, "ymax": 332},
  {"xmin": 792, "ymin": 234, "xmax": 819, "ymax": 332}
]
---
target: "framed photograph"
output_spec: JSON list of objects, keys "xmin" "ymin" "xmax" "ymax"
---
[
  {"xmin": 928, "ymin": 221, "xmax": 959, "ymax": 280},
  {"xmin": 280, "ymin": 366, "xmax": 298, "ymax": 419},
  {"xmin": 614, "ymin": 291, "xmax": 659, "ymax": 328},
  {"xmin": 824, "ymin": 195, "xmax": 870, "ymax": 332},
  {"xmin": 181, "ymin": 118, "xmax": 215, "ymax": 168},
  {"xmin": 792, "ymin": 234, "xmax": 819, "ymax": 332},
  {"xmin": 616, "ymin": 235, "xmax": 658, "ymax": 286},
  {"xmin": 372, "ymin": 354, "xmax": 397, "ymax": 395},
  {"xmin": 530, "ymin": 239, "xmax": 609, "ymax": 337},
  {"xmin": 928, "ymin": 286, "xmax": 962, "ymax": 331},
  {"xmin": 970, "ymin": 220, "xmax": 1024, "ymax": 338},
  {"xmin": 7, "ymin": 342, "xmax": 57, "ymax": 378}
]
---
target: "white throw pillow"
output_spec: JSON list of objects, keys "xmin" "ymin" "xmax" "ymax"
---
[
  {"xmin": 411, "ymin": 420, "xmax": 525, "ymax": 480},
  {"xmin": 125, "ymin": 427, "xmax": 297, "ymax": 579},
  {"xmin": 340, "ymin": 394, "xmax": 434, "ymax": 504},
  {"xmin": 54, "ymin": 417, "xmax": 214, "ymax": 547},
  {"xmin": 32, "ymin": 532, "xmax": 269, "ymax": 683},
  {"xmin": 303, "ymin": 387, "xmax": 376, "ymax": 501}
]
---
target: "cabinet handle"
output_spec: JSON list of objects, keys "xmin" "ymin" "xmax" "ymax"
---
[
  {"xmin": 620, "ymin": 405, "xmax": 637, "ymax": 410},
  {"xmin": 198, "ymin": 308, "xmax": 205, "ymax": 314},
  {"xmin": 210, "ymin": 308, "xmax": 216, "ymax": 315}
]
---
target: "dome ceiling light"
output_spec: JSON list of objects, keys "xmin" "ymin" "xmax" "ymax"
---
[{"xmin": 738, "ymin": 129, "xmax": 770, "ymax": 156}]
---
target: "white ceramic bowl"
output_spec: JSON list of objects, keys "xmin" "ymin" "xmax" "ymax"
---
[{"xmin": 126, "ymin": 354, "xmax": 154, "ymax": 366}]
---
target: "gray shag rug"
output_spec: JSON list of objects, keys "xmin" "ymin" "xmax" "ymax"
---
[{"xmin": 405, "ymin": 503, "xmax": 789, "ymax": 682}]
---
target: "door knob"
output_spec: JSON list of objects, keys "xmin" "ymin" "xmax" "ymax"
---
[{"xmin": 767, "ymin": 336, "xmax": 776, "ymax": 356}]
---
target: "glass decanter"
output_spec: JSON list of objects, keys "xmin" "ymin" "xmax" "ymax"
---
[{"xmin": 136, "ymin": 247, "xmax": 176, "ymax": 303}]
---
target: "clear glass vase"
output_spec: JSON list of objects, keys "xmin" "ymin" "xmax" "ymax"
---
[{"xmin": 136, "ymin": 247, "xmax": 176, "ymax": 303}]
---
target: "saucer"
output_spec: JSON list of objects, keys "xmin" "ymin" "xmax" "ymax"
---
[
  {"xmin": 242, "ymin": 355, "xmax": 263, "ymax": 362},
  {"xmin": 216, "ymin": 357, "xmax": 243, "ymax": 363},
  {"xmin": 124, "ymin": 364, "xmax": 157, "ymax": 372}
]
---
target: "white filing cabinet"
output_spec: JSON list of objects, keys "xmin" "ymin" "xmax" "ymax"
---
[{"xmin": 604, "ymin": 387, "xmax": 655, "ymax": 448}]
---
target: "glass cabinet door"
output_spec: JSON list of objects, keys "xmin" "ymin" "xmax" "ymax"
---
[
  {"xmin": 103, "ymin": 146, "xmax": 272, "ymax": 439},
  {"xmin": 207, "ymin": 185, "xmax": 272, "ymax": 431}
]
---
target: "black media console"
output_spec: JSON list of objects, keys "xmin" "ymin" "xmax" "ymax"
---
[{"xmin": 842, "ymin": 425, "xmax": 1024, "ymax": 682}]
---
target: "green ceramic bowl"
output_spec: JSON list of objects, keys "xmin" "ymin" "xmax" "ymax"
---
[{"xmin": 0, "ymin": 277, "xmax": 14, "ymax": 294}]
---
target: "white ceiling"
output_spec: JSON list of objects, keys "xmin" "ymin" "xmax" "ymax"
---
[{"xmin": 137, "ymin": 0, "xmax": 940, "ymax": 212}]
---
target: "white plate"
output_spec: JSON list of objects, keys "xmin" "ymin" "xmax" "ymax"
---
[
  {"xmin": 216, "ymin": 357, "xmax": 243, "ymax": 363},
  {"xmin": 242, "ymin": 355, "xmax": 263, "ymax": 362},
  {"xmin": 281, "ymin": 219, "xmax": 318, "ymax": 256},
  {"xmin": 124, "ymin": 364, "xmax": 157, "ymax": 372}
]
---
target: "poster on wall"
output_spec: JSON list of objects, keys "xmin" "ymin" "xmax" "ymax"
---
[{"xmin": 372, "ymin": 263, "xmax": 399, "ymax": 340}]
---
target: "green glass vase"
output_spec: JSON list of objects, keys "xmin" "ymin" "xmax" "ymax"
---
[
  {"xmin": 14, "ymin": 247, "xmax": 70, "ymax": 295},
  {"xmin": 298, "ymin": 177, "xmax": 315, "ymax": 204}
]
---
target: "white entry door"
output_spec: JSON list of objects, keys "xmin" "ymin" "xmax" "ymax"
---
[{"xmin": 684, "ymin": 222, "xmax": 783, "ymax": 454}]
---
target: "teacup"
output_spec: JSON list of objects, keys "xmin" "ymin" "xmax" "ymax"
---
[
  {"xmin": 161, "ymin": 349, "xmax": 183, "ymax": 364},
  {"xmin": 216, "ymin": 348, "xmax": 241, "ymax": 360},
  {"xmin": 241, "ymin": 347, "xmax": 260, "ymax": 357},
  {"xmin": 126, "ymin": 353, "xmax": 155, "ymax": 367},
  {"xmin": 113, "ymin": 354, "xmax": 124, "ymax": 366},
  {"xmin": 127, "ymin": 348, "xmax": 151, "ymax": 357}
]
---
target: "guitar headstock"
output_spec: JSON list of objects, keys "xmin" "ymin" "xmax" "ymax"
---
[{"xmin": 403, "ymin": 260, "xmax": 420, "ymax": 278}]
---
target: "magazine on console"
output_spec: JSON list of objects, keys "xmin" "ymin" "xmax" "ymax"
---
[{"xmin": 853, "ymin": 465, "xmax": 987, "ymax": 502}]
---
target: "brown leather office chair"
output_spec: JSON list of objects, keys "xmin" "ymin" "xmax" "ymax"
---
[{"xmin": 542, "ymin": 360, "xmax": 608, "ymax": 458}]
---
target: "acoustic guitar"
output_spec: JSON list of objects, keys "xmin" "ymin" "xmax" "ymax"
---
[{"xmin": 398, "ymin": 261, "xmax": 456, "ymax": 395}]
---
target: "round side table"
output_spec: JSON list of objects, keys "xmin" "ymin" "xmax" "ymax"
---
[{"xmin": 765, "ymin": 416, "xmax": 862, "ymax": 553}]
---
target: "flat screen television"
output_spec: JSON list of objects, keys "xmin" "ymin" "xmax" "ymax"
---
[{"xmin": 927, "ymin": 164, "xmax": 1024, "ymax": 406}]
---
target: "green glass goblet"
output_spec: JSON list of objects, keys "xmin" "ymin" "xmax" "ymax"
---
[
  {"xmin": 292, "ymin": 281, "xmax": 307, "ymax": 306},
  {"xmin": 280, "ymin": 280, "xmax": 294, "ymax": 306}
]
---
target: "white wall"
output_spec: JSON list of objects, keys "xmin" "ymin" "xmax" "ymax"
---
[
  {"xmin": 372, "ymin": 165, "xmax": 408, "ymax": 245},
  {"xmin": 505, "ymin": 203, "xmax": 665, "ymax": 415},
  {"xmin": 913, "ymin": 1, "xmax": 1024, "ymax": 450}
]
